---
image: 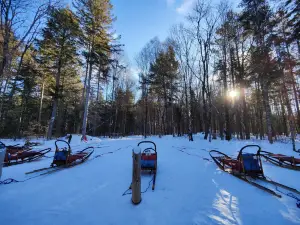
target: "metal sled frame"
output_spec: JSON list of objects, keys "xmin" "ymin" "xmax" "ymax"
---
[
  {"xmin": 51, "ymin": 140, "xmax": 94, "ymax": 167},
  {"xmin": 0, "ymin": 141, "xmax": 31, "ymax": 154},
  {"xmin": 258, "ymin": 150, "xmax": 300, "ymax": 171},
  {"xmin": 26, "ymin": 140, "xmax": 94, "ymax": 176},
  {"xmin": 138, "ymin": 141, "xmax": 157, "ymax": 190},
  {"xmin": 4, "ymin": 148, "xmax": 51, "ymax": 166},
  {"xmin": 210, "ymin": 145, "xmax": 300, "ymax": 198}
]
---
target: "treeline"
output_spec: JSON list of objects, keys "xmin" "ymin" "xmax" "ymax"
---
[
  {"xmin": 0, "ymin": 0, "xmax": 126, "ymax": 139},
  {"xmin": 135, "ymin": 0, "xmax": 300, "ymax": 150},
  {"xmin": 0, "ymin": 0, "xmax": 299, "ymax": 150}
]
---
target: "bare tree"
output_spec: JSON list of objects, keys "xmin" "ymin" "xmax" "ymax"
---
[
  {"xmin": 0, "ymin": 0, "xmax": 50, "ymax": 78},
  {"xmin": 169, "ymin": 24, "xmax": 195, "ymax": 138},
  {"xmin": 188, "ymin": 0, "xmax": 218, "ymax": 140}
]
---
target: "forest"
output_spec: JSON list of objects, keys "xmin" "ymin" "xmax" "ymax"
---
[{"xmin": 0, "ymin": 0, "xmax": 299, "ymax": 150}]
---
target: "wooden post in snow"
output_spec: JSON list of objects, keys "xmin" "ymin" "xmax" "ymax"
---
[
  {"xmin": 0, "ymin": 144, "xmax": 6, "ymax": 179},
  {"xmin": 132, "ymin": 146, "xmax": 141, "ymax": 204}
]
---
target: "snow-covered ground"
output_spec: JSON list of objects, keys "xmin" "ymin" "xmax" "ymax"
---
[{"xmin": 0, "ymin": 134, "xmax": 299, "ymax": 225}]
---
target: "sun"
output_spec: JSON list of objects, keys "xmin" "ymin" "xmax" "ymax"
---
[{"xmin": 228, "ymin": 90, "xmax": 238, "ymax": 98}]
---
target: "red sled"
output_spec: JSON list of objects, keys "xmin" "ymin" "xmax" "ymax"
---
[
  {"xmin": 258, "ymin": 150, "xmax": 300, "ymax": 171},
  {"xmin": 51, "ymin": 140, "xmax": 94, "ymax": 167},
  {"xmin": 138, "ymin": 141, "xmax": 157, "ymax": 190}
]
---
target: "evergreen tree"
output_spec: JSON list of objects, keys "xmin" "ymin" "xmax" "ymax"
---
[
  {"xmin": 239, "ymin": 0, "xmax": 277, "ymax": 143},
  {"xmin": 73, "ymin": 0, "xmax": 115, "ymax": 137},
  {"xmin": 38, "ymin": 7, "xmax": 80, "ymax": 139},
  {"xmin": 150, "ymin": 46, "xmax": 179, "ymax": 135}
]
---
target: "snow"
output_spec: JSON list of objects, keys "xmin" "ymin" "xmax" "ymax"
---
[
  {"xmin": 0, "ymin": 134, "xmax": 299, "ymax": 225},
  {"xmin": 0, "ymin": 147, "xmax": 5, "ymax": 178},
  {"xmin": 133, "ymin": 146, "xmax": 141, "ymax": 154}
]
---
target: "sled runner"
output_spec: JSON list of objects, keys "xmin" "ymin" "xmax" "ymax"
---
[
  {"xmin": 210, "ymin": 145, "xmax": 300, "ymax": 198},
  {"xmin": 26, "ymin": 140, "xmax": 94, "ymax": 175},
  {"xmin": 258, "ymin": 150, "xmax": 300, "ymax": 171},
  {"xmin": 138, "ymin": 141, "xmax": 157, "ymax": 190},
  {"xmin": 4, "ymin": 148, "xmax": 51, "ymax": 166}
]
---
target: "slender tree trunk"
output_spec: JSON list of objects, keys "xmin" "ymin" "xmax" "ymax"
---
[
  {"xmin": 113, "ymin": 104, "xmax": 118, "ymax": 134},
  {"xmin": 96, "ymin": 66, "xmax": 101, "ymax": 101},
  {"xmin": 202, "ymin": 80, "xmax": 209, "ymax": 139},
  {"xmin": 81, "ymin": 58, "xmax": 93, "ymax": 137},
  {"xmin": 47, "ymin": 97, "xmax": 58, "ymax": 140},
  {"xmin": 47, "ymin": 54, "xmax": 63, "ymax": 140},
  {"xmin": 189, "ymin": 84, "xmax": 193, "ymax": 139},
  {"xmin": 162, "ymin": 74, "xmax": 168, "ymax": 135},
  {"xmin": 285, "ymin": 43, "xmax": 300, "ymax": 131},
  {"xmin": 0, "ymin": 76, "xmax": 9, "ymax": 120},
  {"xmin": 55, "ymin": 100, "xmax": 63, "ymax": 137},
  {"xmin": 38, "ymin": 80, "xmax": 45, "ymax": 125},
  {"xmin": 241, "ymin": 85, "xmax": 250, "ymax": 139},
  {"xmin": 282, "ymin": 76, "xmax": 296, "ymax": 151},
  {"xmin": 236, "ymin": 99, "xmax": 243, "ymax": 139},
  {"xmin": 17, "ymin": 95, "xmax": 26, "ymax": 138},
  {"xmin": 261, "ymin": 81, "xmax": 273, "ymax": 144},
  {"xmin": 123, "ymin": 108, "xmax": 127, "ymax": 136},
  {"xmin": 184, "ymin": 69, "xmax": 190, "ymax": 134},
  {"xmin": 77, "ymin": 45, "xmax": 90, "ymax": 134},
  {"xmin": 219, "ymin": 109, "xmax": 224, "ymax": 140},
  {"xmin": 255, "ymin": 82, "xmax": 264, "ymax": 139},
  {"xmin": 279, "ymin": 93, "xmax": 288, "ymax": 136}
]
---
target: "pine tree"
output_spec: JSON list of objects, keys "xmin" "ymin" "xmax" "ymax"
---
[
  {"xmin": 240, "ymin": 0, "xmax": 276, "ymax": 143},
  {"xmin": 38, "ymin": 7, "xmax": 80, "ymax": 139},
  {"xmin": 150, "ymin": 46, "xmax": 179, "ymax": 135},
  {"xmin": 73, "ymin": 0, "xmax": 115, "ymax": 137}
]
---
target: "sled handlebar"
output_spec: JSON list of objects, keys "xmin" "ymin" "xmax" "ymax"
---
[
  {"xmin": 209, "ymin": 150, "xmax": 231, "ymax": 159},
  {"xmin": 237, "ymin": 145, "xmax": 261, "ymax": 159},
  {"xmin": 138, "ymin": 141, "xmax": 156, "ymax": 153},
  {"xmin": 55, "ymin": 140, "xmax": 71, "ymax": 152}
]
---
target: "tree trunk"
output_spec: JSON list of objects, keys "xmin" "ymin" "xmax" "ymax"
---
[
  {"xmin": 55, "ymin": 100, "xmax": 63, "ymax": 137},
  {"xmin": 282, "ymin": 76, "xmax": 296, "ymax": 151},
  {"xmin": 202, "ymin": 80, "xmax": 209, "ymax": 139},
  {"xmin": 255, "ymin": 82, "xmax": 264, "ymax": 139},
  {"xmin": 47, "ymin": 97, "xmax": 58, "ymax": 140},
  {"xmin": 262, "ymin": 81, "xmax": 273, "ymax": 144},
  {"xmin": 38, "ymin": 80, "xmax": 45, "ymax": 125},
  {"xmin": 47, "ymin": 55, "xmax": 62, "ymax": 140},
  {"xmin": 241, "ymin": 86, "xmax": 250, "ymax": 139},
  {"xmin": 279, "ymin": 93, "xmax": 288, "ymax": 136},
  {"xmin": 184, "ymin": 69, "xmax": 190, "ymax": 134},
  {"xmin": 81, "ymin": 58, "xmax": 93, "ymax": 137},
  {"xmin": 17, "ymin": 96, "xmax": 26, "ymax": 138},
  {"xmin": 285, "ymin": 43, "xmax": 300, "ymax": 131},
  {"xmin": 77, "ymin": 46, "xmax": 90, "ymax": 134}
]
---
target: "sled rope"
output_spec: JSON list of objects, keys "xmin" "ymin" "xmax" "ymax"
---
[
  {"xmin": 175, "ymin": 147, "xmax": 212, "ymax": 162},
  {"xmin": 2, "ymin": 145, "xmax": 140, "ymax": 186},
  {"xmin": 92, "ymin": 145, "xmax": 134, "ymax": 159},
  {"xmin": 122, "ymin": 175, "xmax": 155, "ymax": 196},
  {"xmin": 276, "ymin": 186, "xmax": 300, "ymax": 209},
  {"xmin": 0, "ymin": 173, "xmax": 44, "ymax": 185},
  {"xmin": 266, "ymin": 176, "xmax": 300, "ymax": 208}
]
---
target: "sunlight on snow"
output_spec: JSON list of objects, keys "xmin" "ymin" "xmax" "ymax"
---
[
  {"xmin": 209, "ymin": 189, "xmax": 242, "ymax": 225},
  {"xmin": 280, "ymin": 208, "xmax": 300, "ymax": 224}
]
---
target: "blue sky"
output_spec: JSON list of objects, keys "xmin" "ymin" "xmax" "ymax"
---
[
  {"xmin": 111, "ymin": 0, "xmax": 239, "ymax": 71},
  {"xmin": 111, "ymin": 0, "xmax": 192, "ymax": 67},
  {"xmin": 65, "ymin": 0, "xmax": 238, "ymax": 75}
]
